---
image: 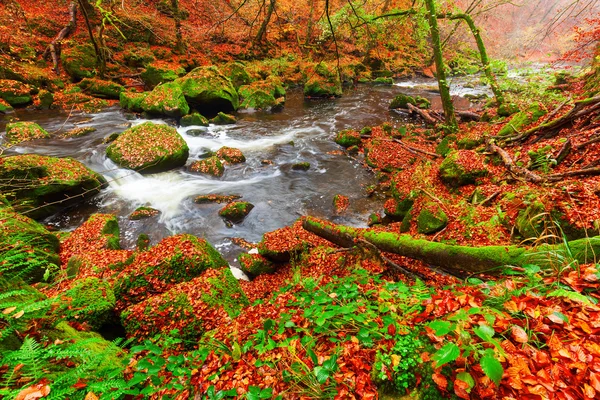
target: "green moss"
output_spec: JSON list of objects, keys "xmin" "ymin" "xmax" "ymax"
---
[
  {"xmin": 238, "ymin": 77, "xmax": 286, "ymax": 110},
  {"xmin": 180, "ymin": 112, "xmax": 209, "ymax": 127},
  {"xmin": 384, "ymin": 196, "xmax": 415, "ymax": 221},
  {"xmin": 0, "ymin": 79, "xmax": 34, "ymax": 106},
  {"xmin": 56, "ymin": 277, "xmax": 116, "ymax": 329},
  {"xmin": 194, "ymin": 194, "xmax": 241, "ymax": 204},
  {"xmin": 292, "ymin": 162, "xmax": 310, "ymax": 171},
  {"xmin": 439, "ymin": 150, "xmax": 488, "ymax": 187},
  {"xmin": 122, "ymin": 44, "xmax": 156, "ymax": 67},
  {"xmin": 0, "ymin": 154, "xmax": 107, "ymax": 219},
  {"xmin": 435, "ymin": 137, "xmax": 453, "ymax": 157},
  {"xmin": 303, "ymin": 62, "xmax": 342, "ymax": 98},
  {"xmin": 497, "ymin": 102, "xmax": 519, "ymax": 117},
  {"xmin": 78, "ymin": 78, "xmax": 124, "ymax": 99},
  {"xmin": 216, "ymin": 146, "xmax": 245, "ymax": 164},
  {"xmin": 210, "ymin": 111, "xmax": 236, "ymax": 125},
  {"xmin": 368, "ymin": 213, "xmax": 383, "ymax": 226},
  {"xmin": 335, "ymin": 129, "xmax": 362, "ymax": 148},
  {"xmin": 497, "ymin": 103, "xmax": 547, "ymax": 136},
  {"xmin": 140, "ymin": 81, "xmax": 190, "ymax": 118},
  {"xmin": 106, "ymin": 122, "xmax": 189, "ymax": 173},
  {"xmin": 176, "ymin": 66, "xmax": 239, "ymax": 112},
  {"xmin": 202, "ymin": 268, "xmax": 249, "ymax": 317},
  {"xmin": 5, "ymin": 121, "xmax": 50, "ymax": 145},
  {"xmin": 129, "ymin": 206, "xmax": 160, "ymax": 220},
  {"xmin": 189, "ymin": 156, "xmax": 224, "ymax": 177},
  {"xmin": 37, "ymin": 89, "xmax": 53, "ymax": 109},
  {"xmin": 0, "ymin": 98, "xmax": 13, "ymax": 113},
  {"xmin": 119, "ymin": 91, "xmax": 148, "ymax": 112},
  {"xmin": 239, "ymin": 253, "xmax": 275, "ymax": 277},
  {"xmin": 416, "ymin": 205, "xmax": 448, "ymax": 234},
  {"xmin": 140, "ymin": 64, "xmax": 184, "ymax": 88},
  {"xmin": 218, "ymin": 201, "xmax": 254, "ymax": 222},
  {"xmin": 61, "ymin": 44, "xmax": 97, "ymax": 81},
  {"xmin": 389, "ymin": 93, "xmax": 415, "ymax": 109},
  {"xmin": 222, "ymin": 61, "xmax": 252, "ymax": 89}
]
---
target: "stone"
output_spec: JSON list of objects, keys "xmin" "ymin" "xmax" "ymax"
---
[
  {"xmin": 140, "ymin": 81, "xmax": 190, "ymax": 118},
  {"xmin": 5, "ymin": 121, "xmax": 50, "ymax": 145}
]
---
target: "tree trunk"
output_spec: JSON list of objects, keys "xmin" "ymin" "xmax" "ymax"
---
[
  {"xmin": 77, "ymin": 0, "xmax": 105, "ymax": 78},
  {"xmin": 43, "ymin": 1, "xmax": 77, "ymax": 74},
  {"xmin": 301, "ymin": 216, "xmax": 600, "ymax": 274},
  {"xmin": 304, "ymin": 0, "xmax": 315, "ymax": 47},
  {"xmin": 254, "ymin": 0, "xmax": 276, "ymax": 45},
  {"xmin": 171, "ymin": 0, "xmax": 185, "ymax": 54}
]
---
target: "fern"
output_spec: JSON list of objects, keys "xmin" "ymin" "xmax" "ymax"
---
[{"xmin": 547, "ymin": 288, "xmax": 596, "ymax": 305}]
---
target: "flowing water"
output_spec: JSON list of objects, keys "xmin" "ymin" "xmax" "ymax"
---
[{"xmin": 1, "ymin": 78, "xmax": 489, "ymax": 266}]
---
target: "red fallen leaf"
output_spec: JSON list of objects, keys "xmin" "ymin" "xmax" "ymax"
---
[
  {"xmin": 511, "ymin": 325, "xmax": 528, "ymax": 343},
  {"xmin": 72, "ymin": 380, "xmax": 87, "ymax": 390},
  {"xmin": 590, "ymin": 371, "xmax": 600, "ymax": 391},
  {"xmin": 583, "ymin": 383, "xmax": 596, "ymax": 399},
  {"xmin": 387, "ymin": 324, "xmax": 396, "ymax": 335},
  {"xmin": 432, "ymin": 373, "xmax": 448, "ymax": 390},
  {"xmin": 453, "ymin": 379, "xmax": 471, "ymax": 399},
  {"xmin": 15, "ymin": 384, "xmax": 50, "ymax": 400}
]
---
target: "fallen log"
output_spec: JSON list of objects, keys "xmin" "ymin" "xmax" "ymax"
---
[
  {"xmin": 301, "ymin": 216, "xmax": 600, "ymax": 274},
  {"xmin": 406, "ymin": 103, "xmax": 439, "ymax": 125}
]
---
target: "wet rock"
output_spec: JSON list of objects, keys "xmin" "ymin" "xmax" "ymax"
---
[
  {"xmin": 238, "ymin": 76, "xmax": 286, "ymax": 110},
  {"xmin": 335, "ymin": 129, "xmax": 362, "ymax": 148},
  {"xmin": 216, "ymin": 146, "xmax": 245, "ymax": 164},
  {"xmin": 180, "ymin": 112, "xmax": 209, "ymax": 127},
  {"xmin": 5, "ymin": 121, "xmax": 50, "ymax": 145},
  {"xmin": 210, "ymin": 111, "xmax": 236, "ymax": 125},
  {"xmin": 194, "ymin": 194, "xmax": 241, "ymax": 204},
  {"xmin": 136, "ymin": 233, "xmax": 150, "ymax": 251},
  {"xmin": 78, "ymin": 78, "xmax": 124, "ymax": 99},
  {"xmin": 106, "ymin": 122, "xmax": 189, "ymax": 173},
  {"xmin": 176, "ymin": 66, "xmax": 239, "ymax": 112},
  {"xmin": 291, "ymin": 162, "xmax": 310, "ymax": 171},
  {"xmin": 303, "ymin": 62, "xmax": 342, "ymax": 98},
  {"xmin": 239, "ymin": 253, "xmax": 274, "ymax": 277},
  {"xmin": 189, "ymin": 156, "xmax": 224, "ymax": 177},
  {"xmin": 113, "ymin": 234, "xmax": 229, "ymax": 310},
  {"xmin": 56, "ymin": 277, "xmax": 116, "ymax": 330},
  {"xmin": 0, "ymin": 79, "xmax": 35, "ymax": 106},
  {"xmin": 439, "ymin": 150, "xmax": 488, "ymax": 187},
  {"xmin": 119, "ymin": 91, "xmax": 148, "ymax": 113},
  {"xmin": 37, "ymin": 90, "xmax": 54, "ymax": 109},
  {"xmin": 62, "ymin": 126, "xmax": 97, "ymax": 138},
  {"xmin": 389, "ymin": 93, "xmax": 430, "ymax": 109},
  {"xmin": 128, "ymin": 206, "xmax": 160, "ymax": 220},
  {"xmin": 0, "ymin": 154, "xmax": 107, "ymax": 219},
  {"xmin": 218, "ymin": 201, "xmax": 254, "ymax": 223},
  {"xmin": 140, "ymin": 63, "xmax": 185, "ymax": 88},
  {"xmin": 121, "ymin": 267, "xmax": 248, "ymax": 342},
  {"xmin": 416, "ymin": 204, "xmax": 448, "ymax": 234},
  {"xmin": 140, "ymin": 81, "xmax": 190, "ymax": 118}
]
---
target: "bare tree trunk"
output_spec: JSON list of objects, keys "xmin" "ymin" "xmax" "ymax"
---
[
  {"xmin": 254, "ymin": 0, "xmax": 276, "ymax": 45},
  {"xmin": 171, "ymin": 0, "xmax": 185, "ymax": 54},
  {"xmin": 77, "ymin": 0, "xmax": 106, "ymax": 78},
  {"xmin": 43, "ymin": 1, "xmax": 78, "ymax": 74},
  {"xmin": 304, "ymin": 0, "xmax": 315, "ymax": 47}
]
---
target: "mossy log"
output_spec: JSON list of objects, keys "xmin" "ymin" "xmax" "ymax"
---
[{"xmin": 301, "ymin": 216, "xmax": 600, "ymax": 274}]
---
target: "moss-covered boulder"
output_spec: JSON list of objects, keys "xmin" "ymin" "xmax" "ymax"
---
[
  {"xmin": 78, "ymin": 78, "xmax": 124, "ymax": 99},
  {"xmin": 0, "ymin": 98, "xmax": 14, "ymax": 113},
  {"xmin": 222, "ymin": 61, "xmax": 252, "ymax": 89},
  {"xmin": 210, "ymin": 112, "xmax": 236, "ymax": 125},
  {"xmin": 292, "ymin": 162, "xmax": 310, "ymax": 171},
  {"xmin": 189, "ymin": 156, "xmax": 224, "ymax": 177},
  {"xmin": 121, "ymin": 267, "xmax": 248, "ymax": 342},
  {"xmin": 140, "ymin": 63, "xmax": 185, "ymax": 88},
  {"xmin": 180, "ymin": 112, "xmax": 209, "ymax": 127},
  {"xmin": 0, "ymin": 201, "xmax": 60, "ymax": 283},
  {"xmin": 61, "ymin": 44, "xmax": 96, "ymax": 81},
  {"xmin": 0, "ymin": 79, "xmax": 35, "ymax": 106},
  {"xmin": 60, "ymin": 214, "xmax": 122, "ymax": 267},
  {"xmin": 389, "ymin": 93, "xmax": 430, "ymax": 109},
  {"xmin": 497, "ymin": 102, "xmax": 547, "ymax": 136},
  {"xmin": 303, "ymin": 62, "xmax": 342, "ymax": 98},
  {"xmin": 140, "ymin": 81, "xmax": 190, "ymax": 118},
  {"xmin": 0, "ymin": 155, "xmax": 107, "ymax": 219},
  {"xmin": 61, "ymin": 126, "xmax": 97, "ymax": 139},
  {"xmin": 238, "ymin": 77, "xmax": 286, "ymax": 110},
  {"xmin": 106, "ymin": 122, "xmax": 189, "ymax": 173},
  {"xmin": 119, "ymin": 91, "xmax": 148, "ymax": 113},
  {"xmin": 416, "ymin": 204, "xmax": 448, "ymax": 234},
  {"xmin": 5, "ymin": 121, "xmax": 50, "ymax": 145},
  {"xmin": 176, "ymin": 66, "xmax": 239, "ymax": 112},
  {"xmin": 113, "ymin": 234, "xmax": 228, "ymax": 310},
  {"xmin": 497, "ymin": 102, "xmax": 519, "ymax": 117},
  {"xmin": 37, "ymin": 89, "xmax": 54, "ymax": 109},
  {"xmin": 55, "ymin": 277, "xmax": 116, "ymax": 329},
  {"xmin": 194, "ymin": 194, "xmax": 241, "ymax": 204},
  {"xmin": 335, "ymin": 129, "xmax": 362, "ymax": 148},
  {"xmin": 384, "ymin": 195, "xmax": 414, "ymax": 220},
  {"xmin": 439, "ymin": 150, "xmax": 488, "ymax": 187},
  {"xmin": 218, "ymin": 201, "xmax": 254, "ymax": 223},
  {"xmin": 128, "ymin": 206, "xmax": 160, "ymax": 220},
  {"xmin": 216, "ymin": 146, "xmax": 245, "ymax": 164},
  {"xmin": 258, "ymin": 220, "xmax": 330, "ymax": 262},
  {"xmin": 239, "ymin": 253, "xmax": 274, "ymax": 277}
]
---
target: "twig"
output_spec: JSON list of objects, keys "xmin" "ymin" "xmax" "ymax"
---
[{"xmin": 478, "ymin": 190, "xmax": 500, "ymax": 206}]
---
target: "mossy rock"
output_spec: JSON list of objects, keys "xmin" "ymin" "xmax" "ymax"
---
[
  {"xmin": 176, "ymin": 66, "xmax": 239, "ymax": 112},
  {"xmin": 62, "ymin": 126, "xmax": 97, "ymax": 138},
  {"xmin": 416, "ymin": 205, "xmax": 448, "ymax": 234},
  {"xmin": 218, "ymin": 201, "xmax": 254, "ymax": 223},
  {"xmin": 78, "ymin": 78, "xmax": 124, "ymax": 99},
  {"xmin": 121, "ymin": 267, "xmax": 248, "ymax": 342},
  {"xmin": 189, "ymin": 156, "xmax": 224, "ymax": 177},
  {"xmin": 292, "ymin": 162, "xmax": 310, "ymax": 171},
  {"xmin": 384, "ymin": 195, "xmax": 415, "ymax": 221},
  {"xmin": 373, "ymin": 77, "xmax": 394, "ymax": 85},
  {"xmin": 0, "ymin": 154, "xmax": 107, "ymax": 219},
  {"xmin": 119, "ymin": 91, "xmax": 148, "ymax": 113},
  {"xmin": 61, "ymin": 44, "xmax": 97, "ymax": 81},
  {"xmin": 216, "ymin": 146, "xmax": 245, "ymax": 164},
  {"xmin": 140, "ymin": 64, "xmax": 185, "ymax": 88},
  {"xmin": 303, "ymin": 62, "xmax": 342, "ymax": 98},
  {"xmin": 457, "ymin": 137, "xmax": 483, "ymax": 150},
  {"xmin": 194, "ymin": 194, "xmax": 241, "ymax": 204},
  {"xmin": 238, "ymin": 77, "xmax": 286, "ymax": 110},
  {"xmin": 180, "ymin": 112, "xmax": 209, "ymax": 127},
  {"xmin": 497, "ymin": 103, "xmax": 547, "ymax": 136},
  {"xmin": 515, "ymin": 200, "xmax": 546, "ymax": 241},
  {"xmin": 5, "ymin": 121, "xmax": 50, "ymax": 145},
  {"xmin": 56, "ymin": 277, "xmax": 116, "ymax": 330},
  {"xmin": 122, "ymin": 44, "xmax": 156, "ymax": 67},
  {"xmin": 222, "ymin": 61, "xmax": 252, "ymax": 89},
  {"xmin": 239, "ymin": 253, "xmax": 274, "ymax": 277},
  {"xmin": 0, "ymin": 98, "xmax": 14, "ymax": 113},
  {"xmin": 106, "ymin": 122, "xmax": 189, "ymax": 173},
  {"xmin": 335, "ymin": 129, "xmax": 362, "ymax": 148},
  {"xmin": 497, "ymin": 102, "xmax": 519, "ymax": 117},
  {"xmin": 0, "ymin": 79, "xmax": 34, "ymax": 106},
  {"xmin": 113, "ymin": 234, "xmax": 229, "ymax": 309},
  {"xmin": 129, "ymin": 206, "xmax": 160, "ymax": 220},
  {"xmin": 136, "ymin": 233, "xmax": 150, "ymax": 251},
  {"xmin": 0, "ymin": 202, "xmax": 60, "ymax": 283},
  {"xmin": 37, "ymin": 90, "xmax": 54, "ymax": 109},
  {"xmin": 439, "ymin": 150, "xmax": 488, "ymax": 187},
  {"xmin": 389, "ymin": 93, "xmax": 415, "ymax": 109},
  {"xmin": 210, "ymin": 112, "xmax": 236, "ymax": 125},
  {"xmin": 140, "ymin": 81, "xmax": 190, "ymax": 118}
]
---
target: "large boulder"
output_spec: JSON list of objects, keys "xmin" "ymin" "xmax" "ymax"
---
[
  {"xmin": 140, "ymin": 63, "xmax": 185, "ymax": 89},
  {"xmin": 0, "ymin": 155, "xmax": 107, "ymax": 219},
  {"xmin": 0, "ymin": 199, "xmax": 60, "ymax": 283},
  {"xmin": 78, "ymin": 78, "xmax": 124, "ymax": 99},
  {"xmin": 175, "ymin": 66, "xmax": 239, "ymax": 113},
  {"xmin": 121, "ymin": 267, "xmax": 248, "ymax": 342},
  {"xmin": 238, "ymin": 76, "xmax": 286, "ymax": 110},
  {"xmin": 119, "ymin": 91, "xmax": 148, "ymax": 113},
  {"xmin": 61, "ymin": 44, "xmax": 96, "ymax": 81},
  {"xmin": 0, "ymin": 79, "xmax": 35, "ymax": 106},
  {"xmin": 106, "ymin": 122, "xmax": 189, "ymax": 173},
  {"xmin": 221, "ymin": 61, "xmax": 252, "ymax": 89},
  {"xmin": 113, "ymin": 234, "xmax": 229, "ymax": 310},
  {"xmin": 303, "ymin": 62, "xmax": 342, "ymax": 98},
  {"xmin": 55, "ymin": 277, "xmax": 116, "ymax": 330},
  {"xmin": 439, "ymin": 150, "xmax": 488, "ymax": 187},
  {"xmin": 5, "ymin": 121, "xmax": 50, "ymax": 145},
  {"xmin": 140, "ymin": 81, "xmax": 190, "ymax": 118}
]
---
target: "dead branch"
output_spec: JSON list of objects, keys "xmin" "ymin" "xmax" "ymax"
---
[
  {"xmin": 457, "ymin": 110, "xmax": 481, "ymax": 122},
  {"xmin": 486, "ymin": 139, "xmax": 543, "ymax": 183},
  {"xmin": 545, "ymin": 167, "xmax": 600, "ymax": 182},
  {"xmin": 43, "ymin": 1, "xmax": 77, "ymax": 74},
  {"xmin": 555, "ymin": 138, "xmax": 571, "ymax": 165},
  {"xmin": 478, "ymin": 190, "xmax": 500, "ymax": 206},
  {"xmin": 406, "ymin": 103, "xmax": 440, "ymax": 125}
]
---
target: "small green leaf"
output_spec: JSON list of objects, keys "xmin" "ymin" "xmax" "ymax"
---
[
  {"xmin": 432, "ymin": 342, "xmax": 460, "ymax": 367},
  {"xmin": 456, "ymin": 371, "xmax": 475, "ymax": 390},
  {"xmin": 314, "ymin": 366, "xmax": 330, "ymax": 384},
  {"xmin": 428, "ymin": 320, "xmax": 452, "ymax": 336},
  {"xmin": 473, "ymin": 324, "xmax": 495, "ymax": 342},
  {"xmin": 551, "ymin": 311, "xmax": 570, "ymax": 323},
  {"xmin": 263, "ymin": 319, "xmax": 274, "ymax": 331},
  {"xmin": 480, "ymin": 352, "xmax": 503, "ymax": 385}
]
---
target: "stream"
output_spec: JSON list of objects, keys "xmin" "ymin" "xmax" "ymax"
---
[{"xmin": 1, "ymin": 77, "xmax": 490, "ymax": 267}]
